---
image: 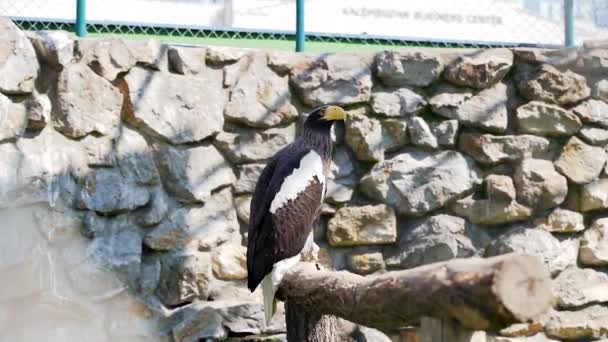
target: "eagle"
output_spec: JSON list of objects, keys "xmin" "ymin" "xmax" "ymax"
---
[{"xmin": 246, "ymin": 104, "xmax": 347, "ymax": 324}]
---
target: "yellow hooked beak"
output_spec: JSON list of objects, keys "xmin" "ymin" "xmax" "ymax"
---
[{"xmin": 322, "ymin": 105, "xmax": 347, "ymax": 121}]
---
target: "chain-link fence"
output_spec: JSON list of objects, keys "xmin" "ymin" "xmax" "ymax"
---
[{"xmin": 2, "ymin": 0, "xmax": 608, "ymax": 52}]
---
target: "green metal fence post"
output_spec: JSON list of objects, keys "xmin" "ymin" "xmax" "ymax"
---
[
  {"xmin": 76, "ymin": 0, "xmax": 87, "ymax": 37},
  {"xmin": 295, "ymin": 0, "xmax": 305, "ymax": 52},
  {"xmin": 564, "ymin": 0, "xmax": 574, "ymax": 47}
]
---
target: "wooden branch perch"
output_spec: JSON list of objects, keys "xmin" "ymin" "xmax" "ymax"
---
[{"xmin": 278, "ymin": 253, "xmax": 553, "ymax": 333}]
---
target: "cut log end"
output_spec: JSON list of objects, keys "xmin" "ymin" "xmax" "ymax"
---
[{"xmin": 492, "ymin": 254, "xmax": 554, "ymax": 323}]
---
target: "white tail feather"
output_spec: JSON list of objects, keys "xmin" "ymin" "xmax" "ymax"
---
[{"xmin": 261, "ymin": 274, "xmax": 276, "ymax": 325}]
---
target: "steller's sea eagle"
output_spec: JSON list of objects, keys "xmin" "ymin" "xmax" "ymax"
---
[{"xmin": 246, "ymin": 105, "xmax": 347, "ymax": 324}]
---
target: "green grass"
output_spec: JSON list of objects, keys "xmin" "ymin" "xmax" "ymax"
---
[{"xmin": 87, "ymin": 32, "xmax": 443, "ymax": 53}]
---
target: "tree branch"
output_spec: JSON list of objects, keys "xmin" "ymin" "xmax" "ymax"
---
[{"xmin": 278, "ymin": 253, "xmax": 553, "ymax": 332}]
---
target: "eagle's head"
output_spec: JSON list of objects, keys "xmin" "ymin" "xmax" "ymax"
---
[{"xmin": 303, "ymin": 105, "xmax": 347, "ymax": 132}]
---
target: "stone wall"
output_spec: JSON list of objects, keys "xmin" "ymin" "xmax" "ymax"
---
[{"xmin": 1, "ymin": 14, "xmax": 608, "ymax": 341}]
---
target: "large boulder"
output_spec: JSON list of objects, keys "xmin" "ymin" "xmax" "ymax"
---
[
  {"xmin": 27, "ymin": 30, "xmax": 74, "ymax": 70},
  {"xmin": 459, "ymin": 133, "xmax": 556, "ymax": 164},
  {"xmin": 579, "ymin": 178, "xmax": 608, "ymax": 212},
  {"xmin": 326, "ymin": 205, "xmax": 397, "ymax": 247},
  {"xmin": 55, "ymin": 63, "xmax": 123, "ymax": 138},
  {"xmin": 533, "ymin": 208, "xmax": 585, "ymax": 233},
  {"xmin": 214, "ymin": 124, "xmax": 296, "ymax": 164},
  {"xmin": 554, "ymin": 136, "xmax": 606, "ymax": 185},
  {"xmin": 513, "ymin": 159, "xmax": 568, "ymax": 210},
  {"xmin": 552, "ymin": 267, "xmax": 608, "ymax": 308},
  {"xmin": 154, "ymin": 144, "xmax": 235, "ymax": 203},
  {"xmin": 291, "ymin": 53, "xmax": 372, "ymax": 106},
  {"xmin": 75, "ymin": 168, "xmax": 150, "ymax": 214},
  {"xmin": 452, "ymin": 175, "xmax": 533, "ymax": 225},
  {"xmin": 545, "ymin": 305, "xmax": 608, "ymax": 340},
  {"xmin": 224, "ymin": 53, "xmax": 298, "ymax": 128},
  {"xmin": 212, "ymin": 244, "xmax": 248, "ymax": 280},
  {"xmin": 430, "ymin": 83, "xmax": 508, "ymax": 133},
  {"xmin": 384, "ymin": 214, "xmax": 490, "ymax": 269},
  {"xmin": 344, "ymin": 110, "xmax": 384, "ymax": 162},
  {"xmin": 375, "ymin": 51, "xmax": 444, "ymax": 87},
  {"xmin": 516, "ymin": 101, "xmax": 582, "ymax": 137},
  {"xmin": 485, "ymin": 226, "xmax": 578, "ymax": 274},
  {"xmin": 0, "ymin": 93, "xmax": 27, "ymax": 142},
  {"xmin": 144, "ymin": 188, "xmax": 239, "ymax": 251},
  {"xmin": 0, "ymin": 17, "xmax": 39, "ymax": 94},
  {"xmin": 515, "ymin": 64, "xmax": 590, "ymax": 105},
  {"xmin": 571, "ymin": 99, "xmax": 608, "ymax": 128},
  {"xmin": 444, "ymin": 49, "xmax": 513, "ymax": 89},
  {"xmin": 361, "ymin": 150, "xmax": 482, "ymax": 216},
  {"xmin": 122, "ymin": 67, "xmax": 225, "ymax": 144},
  {"xmin": 115, "ymin": 126, "xmax": 159, "ymax": 185},
  {"xmin": 579, "ymin": 217, "xmax": 608, "ymax": 266},
  {"xmin": 370, "ymin": 88, "xmax": 426, "ymax": 117}
]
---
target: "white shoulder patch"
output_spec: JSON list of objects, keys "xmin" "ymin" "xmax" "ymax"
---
[{"xmin": 270, "ymin": 150, "xmax": 325, "ymax": 214}]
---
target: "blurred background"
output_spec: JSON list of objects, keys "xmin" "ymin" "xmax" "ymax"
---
[{"xmin": 1, "ymin": 0, "xmax": 608, "ymax": 51}]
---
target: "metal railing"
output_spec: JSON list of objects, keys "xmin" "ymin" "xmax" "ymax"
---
[{"xmin": 2, "ymin": 0, "xmax": 608, "ymax": 52}]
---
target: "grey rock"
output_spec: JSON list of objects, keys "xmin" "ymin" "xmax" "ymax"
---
[
  {"xmin": 513, "ymin": 47, "xmax": 578, "ymax": 66},
  {"xmin": 552, "ymin": 266, "xmax": 608, "ymax": 308},
  {"xmin": 157, "ymin": 250, "xmax": 212, "ymax": 307},
  {"xmin": 80, "ymin": 134, "xmax": 114, "ymax": 167},
  {"xmin": 459, "ymin": 133, "xmax": 555, "ymax": 164},
  {"xmin": 485, "ymin": 226, "xmax": 578, "ymax": 274},
  {"xmin": 122, "ymin": 67, "xmax": 225, "ymax": 144},
  {"xmin": 370, "ymin": 88, "xmax": 426, "ymax": 117},
  {"xmin": 55, "ymin": 63, "xmax": 122, "ymax": 138},
  {"xmin": 452, "ymin": 175, "xmax": 533, "ymax": 225},
  {"xmin": 235, "ymin": 163, "xmax": 265, "ymax": 194},
  {"xmin": 0, "ymin": 129, "xmax": 82, "ymax": 208},
  {"xmin": 168, "ymin": 46, "xmax": 206, "ymax": 75},
  {"xmin": 331, "ymin": 146, "xmax": 356, "ymax": 179},
  {"xmin": 0, "ymin": 93, "xmax": 27, "ymax": 141},
  {"xmin": 25, "ymin": 90, "xmax": 52, "ymax": 130},
  {"xmin": 139, "ymin": 255, "xmax": 161, "ymax": 295},
  {"xmin": 345, "ymin": 111, "xmax": 384, "ymax": 162},
  {"xmin": 144, "ymin": 188, "xmax": 239, "ymax": 251},
  {"xmin": 75, "ymin": 168, "xmax": 150, "ymax": 214},
  {"xmin": 291, "ymin": 53, "xmax": 372, "ymax": 106},
  {"xmin": 214, "ymin": 124, "xmax": 296, "ymax": 164},
  {"xmin": 514, "ymin": 159, "xmax": 568, "ymax": 210},
  {"xmin": 76, "ymin": 38, "xmax": 137, "ymax": 81},
  {"xmin": 375, "ymin": 50, "xmax": 444, "ymax": 87},
  {"xmin": 534, "ymin": 208, "xmax": 585, "ymax": 233},
  {"xmin": 27, "ymin": 30, "xmax": 74, "ymax": 69},
  {"xmin": 430, "ymin": 82, "xmax": 508, "ymax": 133},
  {"xmin": 580, "ymin": 178, "xmax": 608, "ymax": 212},
  {"xmin": 578, "ymin": 48, "xmax": 608, "ymax": 72},
  {"xmin": 137, "ymin": 187, "xmax": 170, "ymax": 227},
  {"xmin": 385, "ymin": 214, "xmax": 490, "ymax": 270},
  {"xmin": 361, "ymin": 150, "xmax": 482, "ymax": 216},
  {"xmin": 346, "ymin": 252, "xmax": 385, "ymax": 275},
  {"xmin": 326, "ymin": 178, "xmax": 355, "ymax": 204},
  {"xmin": 516, "ymin": 101, "xmax": 582, "ymax": 137},
  {"xmin": 592, "ymin": 79, "xmax": 608, "ymax": 102},
  {"xmin": 578, "ymin": 126, "xmax": 608, "ymax": 146},
  {"xmin": 326, "ymin": 204, "xmax": 397, "ymax": 247},
  {"xmin": 172, "ymin": 305, "xmax": 226, "ymax": 342},
  {"xmin": 225, "ymin": 53, "xmax": 298, "ymax": 128},
  {"xmin": 90, "ymin": 224, "xmax": 142, "ymax": 288},
  {"xmin": 431, "ymin": 120, "xmax": 459, "ymax": 147},
  {"xmin": 234, "ymin": 195, "xmax": 251, "ymax": 224},
  {"xmin": 444, "ymin": 49, "xmax": 513, "ymax": 89},
  {"xmin": 515, "ymin": 64, "xmax": 590, "ymax": 105},
  {"xmin": 381, "ymin": 118, "xmax": 409, "ymax": 152},
  {"xmin": 115, "ymin": 126, "xmax": 159, "ymax": 185},
  {"xmin": 545, "ymin": 305, "xmax": 608, "ymax": 340},
  {"xmin": 572, "ymin": 99, "xmax": 608, "ymax": 128},
  {"xmin": 407, "ymin": 116, "xmax": 438, "ymax": 149},
  {"xmin": 212, "ymin": 244, "xmax": 248, "ymax": 280},
  {"xmin": 155, "ymin": 144, "xmax": 235, "ymax": 203},
  {"xmin": 579, "ymin": 217, "xmax": 608, "ymax": 266},
  {"xmin": 206, "ymin": 46, "xmax": 246, "ymax": 64},
  {"xmin": 554, "ymin": 136, "xmax": 607, "ymax": 184},
  {"xmin": 0, "ymin": 17, "xmax": 39, "ymax": 94},
  {"xmin": 122, "ymin": 38, "xmax": 164, "ymax": 70},
  {"xmin": 488, "ymin": 333, "xmax": 559, "ymax": 342}
]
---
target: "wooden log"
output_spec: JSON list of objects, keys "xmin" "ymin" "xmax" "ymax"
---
[{"xmin": 278, "ymin": 253, "xmax": 553, "ymax": 333}]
